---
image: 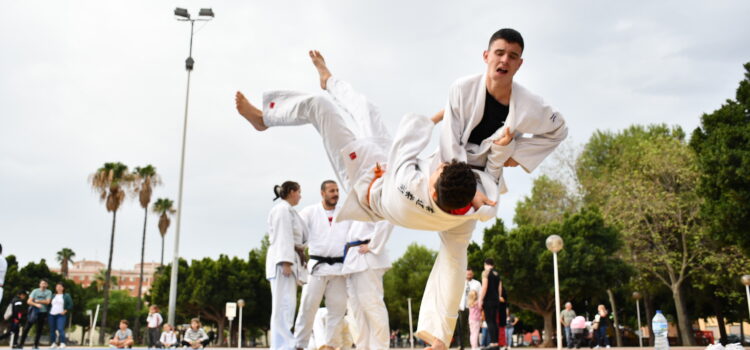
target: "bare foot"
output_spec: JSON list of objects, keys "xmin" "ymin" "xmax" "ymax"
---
[
  {"xmin": 426, "ymin": 339, "xmax": 447, "ymax": 350},
  {"xmin": 309, "ymin": 50, "xmax": 332, "ymax": 90},
  {"xmin": 235, "ymin": 91, "xmax": 267, "ymax": 131}
]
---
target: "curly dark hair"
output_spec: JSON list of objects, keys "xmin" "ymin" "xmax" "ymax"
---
[{"xmin": 435, "ymin": 160, "xmax": 477, "ymax": 211}]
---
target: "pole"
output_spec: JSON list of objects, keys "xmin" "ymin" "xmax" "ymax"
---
[
  {"xmin": 746, "ymin": 285, "xmax": 750, "ymax": 341},
  {"xmin": 636, "ymin": 299, "xmax": 643, "ymax": 347},
  {"xmin": 91, "ymin": 304, "xmax": 100, "ymax": 346},
  {"xmin": 238, "ymin": 307, "xmax": 243, "ymax": 349},
  {"xmin": 168, "ymin": 19, "xmax": 195, "ymax": 326},
  {"xmin": 408, "ymin": 298, "xmax": 414, "ymax": 349},
  {"xmin": 553, "ymin": 252, "xmax": 562, "ymax": 350},
  {"xmin": 228, "ymin": 319, "xmax": 234, "ymax": 347}
]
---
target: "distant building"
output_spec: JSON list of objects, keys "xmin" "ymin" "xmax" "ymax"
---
[{"xmin": 53, "ymin": 259, "xmax": 161, "ymax": 297}]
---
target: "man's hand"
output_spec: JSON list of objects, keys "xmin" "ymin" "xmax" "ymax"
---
[
  {"xmin": 471, "ymin": 190, "xmax": 497, "ymax": 209},
  {"xmin": 504, "ymin": 158, "xmax": 519, "ymax": 167},
  {"xmin": 494, "ymin": 127, "xmax": 513, "ymax": 146},
  {"xmin": 281, "ymin": 262, "xmax": 293, "ymax": 277},
  {"xmin": 431, "ymin": 109, "xmax": 445, "ymax": 124},
  {"xmin": 358, "ymin": 244, "xmax": 370, "ymax": 254}
]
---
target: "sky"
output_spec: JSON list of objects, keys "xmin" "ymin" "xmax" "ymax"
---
[{"xmin": 1, "ymin": 1, "xmax": 749, "ymax": 271}]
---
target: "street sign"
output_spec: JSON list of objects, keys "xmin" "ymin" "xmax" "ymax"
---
[{"xmin": 226, "ymin": 302, "xmax": 237, "ymax": 320}]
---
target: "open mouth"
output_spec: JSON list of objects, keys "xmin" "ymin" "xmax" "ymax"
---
[{"xmin": 496, "ymin": 67, "xmax": 508, "ymax": 74}]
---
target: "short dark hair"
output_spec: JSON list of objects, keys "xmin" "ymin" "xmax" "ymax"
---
[
  {"xmin": 273, "ymin": 181, "xmax": 300, "ymax": 201},
  {"xmin": 484, "ymin": 258, "xmax": 495, "ymax": 266},
  {"xmin": 320, "ymin": 180, "xmax": 337, "ymax": 191},
  {"xmin": 435, "ymin": 160, "xmax": 477, "ymax": 211},
  {"xmin": 120, "ymin": 319, "xmax": 129, "ymax": 326},
  {"xmin": 0, "ymin": 243, "xmax": 3, "ymax": 254},
  {"xmin": 488, "ymin": 28, "xmax": 524, "ymax": 52}
]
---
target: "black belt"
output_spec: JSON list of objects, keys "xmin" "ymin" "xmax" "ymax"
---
[
  {"xmin": 342, "ymin": 239, "xmax": 371, "ymax": 260},
  {"xmin": 309, "ymin": 255, "xmax": 344, "ymax": 272}
]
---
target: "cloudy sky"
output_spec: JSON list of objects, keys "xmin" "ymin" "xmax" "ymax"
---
[{"xmin": 2, "ymin": 1, "xmax": 749, "ymax": 271}]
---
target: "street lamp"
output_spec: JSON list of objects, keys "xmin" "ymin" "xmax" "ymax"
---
[
  {"xmin": 167, "ymin": 7, "xmax": 215, "ymax": 326},
  {"xmin": 237, "ymin": 299, "xmax": 245, "ymax": 349},
  {"xmin": 633, "ymin": 292, "xmax": 643, "ymax": 348},
  {"xmin": 546, "ymin": 235, "xmax": 564, "ymax": 350}
]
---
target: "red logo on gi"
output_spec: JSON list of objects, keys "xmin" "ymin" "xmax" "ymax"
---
[
  {"xmin": 349, "ymin": 152, "xmax": 357, "ymax": 160},
  {"xmin": 269, "ymin": 102, "xmax": 275, "ymax": 109}
]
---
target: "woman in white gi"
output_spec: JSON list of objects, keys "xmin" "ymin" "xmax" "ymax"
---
[{"xmin": 266, "ymin": 181, "xmax": 308, "ymax": 350}]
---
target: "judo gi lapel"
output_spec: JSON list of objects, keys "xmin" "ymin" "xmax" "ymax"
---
[{"xmin": 462, "ymin": 74, "xmax": 488, "ymax": 146}]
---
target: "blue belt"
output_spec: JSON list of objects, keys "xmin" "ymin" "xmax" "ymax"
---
[{"xmin": 343, "ymin": 239, "xmax": 371, "ymax": 260}]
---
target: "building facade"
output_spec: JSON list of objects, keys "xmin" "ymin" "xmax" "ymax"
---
[{"xmin": 54, "ymin": 259, "xmax": 161, "ymax": 297}]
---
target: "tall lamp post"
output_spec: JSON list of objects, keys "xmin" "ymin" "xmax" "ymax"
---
[
  {"xmin": 237, "ymin": 299, "xmax": 245, "ymax": 349},
  {"xmin": 633, "ymin": 292, "xmax": 643, "ymax": 348},
  {"xmin": 167, "ymin": 7, "xmax": 214, "ymax": 326},
  {"xmin": 546, "ymin": 234, "xmax": 564, "ymax": 350}
]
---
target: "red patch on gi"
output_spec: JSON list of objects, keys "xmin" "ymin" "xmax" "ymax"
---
[
  {"xmin": 349, "ymin": 152, "xmax": 357, "ymax": 160},
  {"xmin": 269, "ymin": 102, "xmax": 275, "ymax": 109}
]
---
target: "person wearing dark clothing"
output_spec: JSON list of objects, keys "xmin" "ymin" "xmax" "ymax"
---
[
  {"xmin": 479, "ymin": 259, "xmax": 504, "ymax": 350},
  {"xmin": 0, "ymin": 291, "xmax": 27, "ymax": 348},
  {"xmin": 594, "ymin": 305, "xmax": 610, "ymax": 348}
]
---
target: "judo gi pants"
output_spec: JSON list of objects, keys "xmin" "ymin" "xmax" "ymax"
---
[
  {"xmin": 294, "ymin": 275, "xmax": 348, "ymax": 349},
  {"xmin": 347, "ymin": 268, "xmax": 389, "ymax": 350},
  {"xmin": 262, "ymin": 76, "xmax": 390, "ymax": 192},
  {"xmin": 270, "ymin": 265, "xmax": 298, "ymax": 350},
  {"xmin": 416, "ymin": 220, "xmax": 476, "ymax": 346}
]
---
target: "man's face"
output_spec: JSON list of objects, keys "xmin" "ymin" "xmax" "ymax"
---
[
  {"xmin": 322, "ymin": 183, "xmax": 339, "ymax": 207},
  {"xmin": 120, "ymin": 322, "xmax": 128, "ymax": 330},
  {"xmin": 566, "ymin": 303, "xmax": 572, "ymax": 310},
  {"xmin": 39, "ymin": 280, "xmax": 48, "ymax": 289},
  {"xmin": 466, "ymin": 269, "xmax": 474, "ymax": 280},
  {"xmin": 483, "ymin": 39, "xmax": 523, "ymax": 85}
]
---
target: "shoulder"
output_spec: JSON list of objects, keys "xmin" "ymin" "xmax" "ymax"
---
[
  {"xmin": 299, "ymin": 204, "xmax": 318, "ymax": 217},
  {"xmin": 451, "ymin": 74, "xmax": 483, "ymax": 89},
  {"xmin": 512, "ymin": 81, "xmax": 550, "ymax": 110},
  {"xmin": 481, "ymin": 270, "xmax": 489, "ymax": 278}
]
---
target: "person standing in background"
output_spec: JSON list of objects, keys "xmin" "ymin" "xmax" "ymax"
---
[
  {"xmin": 560, "ymin": 302, "xmax": 576, "ymax": 348},
  {"xmin": 48, "ymin": 282, "xmax": 73, "ymax": 348},
  {"xmin": 20, "ymin": 279, "xmax": 53, "ymax": 349},
  {"xmin": 146, "ymin": 305, "xmax": 163, "ymax": 349}
]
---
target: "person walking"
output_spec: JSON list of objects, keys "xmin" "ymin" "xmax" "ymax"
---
[
  {"xmin": 48, "ymin": 282, "xmax": 73, "ymax": 348},
  {"xmin": 0, "ymin": 290, "xmax": 27, "ymax": 348},
  {"xmin": 506, "ymin": 309, "xmax": 518, "ymax": 348},
  {"xmin": 20, "ymin": 279, "xmax": 52, "ymax": 349},
  {"xmin": 593, "ymin": 305, "xmax": 610, "ymax": 348}
]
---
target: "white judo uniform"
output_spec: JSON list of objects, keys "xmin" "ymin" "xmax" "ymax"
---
[
  {"xmin": 293, "ymin": 203, "xmax": 351, "ymax": 349},
  {"xmin": 415, "ymin": 74, "xmax": 568, "ymax": 345},
  {"xmin": 342, "ymin": 220, "xmax": 393, "ymax": 350},
  {"xmin": 261, "ymin": 76, "xmax": 503, "ymax": 347},
  {"xmin": 266, "ymin": 200, "xmax": 308, "ymax": 350},
  {"xmin": 307, "ymin": 307, "xmax": 355, "ymax": 350},
  {"xmin": 0, "ymin": 253, "xmax": 7, "ymax": 305}
]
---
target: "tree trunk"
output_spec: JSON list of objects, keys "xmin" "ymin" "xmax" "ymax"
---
[
  {"xmin": 99, "ymin": 210, "xmax": 117, "ymax": 345},
  {"xmin": 217, "ymin": 319, "xmax": 225, "ymax": 347},
  {"xmin": 542, "ymin": 311, "xmax": 555, "ymax": 347},
  {"xmin": 644, "ymin": 291, "xmax": 655, "ymax": 346},
  {"xmin": 672, "ymin": 284, "xmax": 696, "ymax": 346},
  {"xmin": 714, "ymin": 303, "xmax": 727, "ymax": 346},
  {"xmin": 62, "ymin": 260, "xmax": 69, "ymax": 278},
  {"xmin": 134, "ymin": 206, "xmax": 148, "ymax": 344},
  {"xmin": 160, "ymin": 236, "xmax": 165, "ymax": 266},
  {"xmin": 606, "ymin": 289, "xmax": 623, "ymax": 347}
]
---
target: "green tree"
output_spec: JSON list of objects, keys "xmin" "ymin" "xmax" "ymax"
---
[
  {"xmin": 90, "ymin": 161, "xmax": 133, "ymax": 344},
  {"xmin": 577, "ymin": 126, "xmax": 701, "ymax": 345},
  {"xmin": 152, "ymin": 198, "xmax": 176, "ymax": 266},
  {"xmin": 483, "ymin": 208, "xmax": 627, "ymax": 347},
  {"xmin": 383, "ymin": 243, "xmax": 436, "ymax": 333},
  {"xmin": 56, "ymin": 248, "xmax": 76, "ymax": 278},
  {"xmin": 514, "ymin": 175, "xmax": 578, "ymax": 227},
  {"xmin": 690, "ymin": 62, "xmax": 750, "ymax": 255},
  {"xmin": 86, "ymin": 290, "xmax": 140, "ymax": 330},
  {"xmin": 132, "ymin": 165, "xmax": 161, "ymax": 342}
]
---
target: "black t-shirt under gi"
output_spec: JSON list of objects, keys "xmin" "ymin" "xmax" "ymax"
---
[{"xmin": 467, "ymin": 90, "xmax": 509, "ymax": 145}]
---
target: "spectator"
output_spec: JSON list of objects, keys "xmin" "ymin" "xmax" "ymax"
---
[
  {"xmin": 109, "ymin": 319, "xmax": 135, "ymax": 348},
  {"xmin": 146, "ymin": 305, "xmax": 163, "ymax": 349},
  {"xmin": 458, "ymin": 267, "xmax": 482, "ymax": 349},
  {"xmin": 48, "ymin": 282, "xmax": 73, "ymax": 348},
  {"xmin": 0, "ymin": 290, "xmax": 27, "ymax": 348},
  {"xmin": 467, "ymin": 290, "xmax": 481, "ymax": 350},
  {"xmin": 181, "ymin": 318, "xmax": 210, "ymax": 349},
  {"xmin": 593, "ymin": 305, "xmax": 610, "ymax": 349},
  {"xmin": 561, "ymin": 302, "xmax": 576, "ymax": 348},
  {"xmin": 20, "ymin": 279, "xmax": 53, "ymax": 349},
  {"xmin": 159, "ymin": 323, "xmax": 177, "ymax": 348},
  {"xmin": 506, "ymin": 309, "xmax": 518, "ymax": 348},
  {"xmin": 478, "ymin": 258, "xmax": 503, "ymax": 350}
]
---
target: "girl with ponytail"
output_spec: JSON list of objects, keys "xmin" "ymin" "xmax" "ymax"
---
[{"xmin": 265, "ymin": 180, "xmax": 307, "ymax": 350}]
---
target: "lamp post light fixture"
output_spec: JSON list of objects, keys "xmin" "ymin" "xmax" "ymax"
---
[
  {"xmin": 546, "ymin": 235, "xmax": 564, "ymax": 350},
  {"xmin": 237, "ymin": 299, "xmax": 245, "ymax": 349},
  {"xmin": 166, "ymin": 7, "xmax": 215, "ymax": 327},
  {"xmin": 633, "ymin": 291, "xmax": 643, "ymax": 348}
]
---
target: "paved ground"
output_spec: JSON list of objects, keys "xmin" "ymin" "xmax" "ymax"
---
[{"xmin": 19, "ymin": 347, "xmax": 714, "ymax": 350}]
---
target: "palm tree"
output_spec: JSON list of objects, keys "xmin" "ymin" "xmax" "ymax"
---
[
  {"xmin": 93, "ymin": 269, "xmax": 119, "ymax": 291},
  {"xmin": 152, "ymin": 198, "xmax": 176, "ymax": 266},
  {"xmin": 132, "ymin": 165, "xmax": 161, "ymax": 343},
  {"xmin": 89, "ymin": 162, "xmax": 132, "ymax": 344},
  {"xmin": 56, "ymin": 248, "xmax": 76, "ymax": 278}
]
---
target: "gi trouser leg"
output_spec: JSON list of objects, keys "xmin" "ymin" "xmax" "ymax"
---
[
  {"xmin": 347, "ymin": 268, "xmax": 390, "ymax": 350},
  {"xmin": 270, "ymin": 265, "xmax": 298, "ymax": 350},
  {"xmin": 416, "ymin": 220, "xmax": 476, "ymax": 346}
]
